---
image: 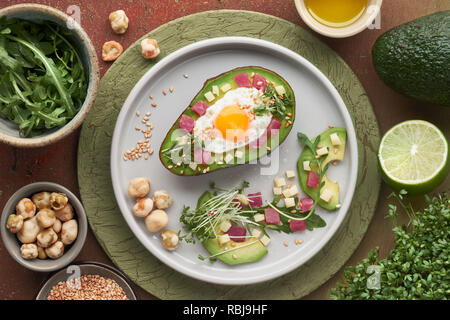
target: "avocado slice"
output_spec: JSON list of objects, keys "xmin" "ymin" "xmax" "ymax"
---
[
  {"xmin": 202, "ymin": 237, "xmax": 268, "ymax": 265},
  {"xmin": 372, "ymin": 11, "xmax": 450, "ymax": 106},
  {"xmin": 159, "ymin": 66, "xmax": 296, "ymax": 175},
  {"xmin": 195, "ymin": 190, "xmax": 268, "ymax": 265},
  {"xmin": 297, "ymin": 127, "xmax": 347, "ymax": 211}
]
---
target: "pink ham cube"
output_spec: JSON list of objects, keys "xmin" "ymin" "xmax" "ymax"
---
[
  {"xmin": 264, "ymin": 208, "xmax": 280, "ymax": 225},
  {"xmin": 247, "ymin": 192, "xmax": 263, "ymax": 207},
  {"xmin": 267, "ymin": 118, "xmax": 282, "ymax": 136},
  {"xmin": 289, "ymin": 220, "xmax": 306, "ymax": 232},
  {"xmin": 248, "ymin": 132, "xmax": 267, "ymax": 149},
  {"xmin": 234, "ymin": 73, "xmax": 251, "ymax": 87},
  {"xmin": 178, "ymin": 114, "xmax": 195, "ymax": 133},
  {"xmin": 227, "ymin": 225, "xmax": 247, "ymax": 242},
  {"xmin": 191, "ymin": 100, "xmax": 209, "ymax": 116},
  {"xmin": 306, "ymin": 171, "xmax": 320, "ymax": 189},
  {"xmin": 194, "ymin": 147, "xmax": 211, "ymax": 164},
  {"xmin": 300, "ymin": 197, "xmax": 314, "ymax": 212},
  {"xmin": 252, "ymin": 74, "xmax": 267, "ymax": 92}
]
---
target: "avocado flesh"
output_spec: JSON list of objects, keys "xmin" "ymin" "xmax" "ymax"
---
[
  {"xmin": 372, "ymin": 11, "xmax": 450, "ymax": 106},
  {"xmin": 159, "ymin": 66, "xmax": 296, "ymax": 175},
  {"xmin": 202, "ymin": 237, "xmax": 268, "ymax": 265},
  {"xmin": 297, "ymin": 127, "xmax": 347, "ymax": 211}
]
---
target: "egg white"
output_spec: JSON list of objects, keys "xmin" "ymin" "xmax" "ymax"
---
[{"xmin": 193, "ymin": 87, "xmax": 272, "ymax": 154}]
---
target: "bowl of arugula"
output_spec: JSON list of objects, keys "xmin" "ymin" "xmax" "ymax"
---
[{"xmin": 0, "ymin": 4, "xmax": 99, "ymax": 147}]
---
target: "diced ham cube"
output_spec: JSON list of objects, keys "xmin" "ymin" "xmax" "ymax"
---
[
  {"xmin": 252, "ymin": 74, "xmax": 267, "ymax": 92},
  {"xmin": 249, "ymin": 132, "xmax": 267, "ymax": 148},
  {"xmin": 193, "ymin": 147, "xmax": 211, "ymax": 164},
  {"xmin": 289, "ymin": 220, "xmax": 306, "ymax": 232},
  {"xmin": 264, "ymin": 208, "xmax": 280, "ymax": 225},
  {"xmin": 247, "ymin": 192, "xmax": 263, "ymax": 207},
  {"xmin": 191, "ymin": 100, "xmax": 209, "ymax": 116},
  {"xmin": 306, "ymin": 171, "xmax": 320, "ymax": 189},
  {"xmin": 300, "ymin": 197, "xmax": 314, "ymax": 212},
  {"xmin": 227, "ymin": 225, "xmax": 247, "ymax": 242},
  {"xmin": 178, "ymin": 114, "xmax": 195, "ymax": 133},
  {"xmin": 267, "ymin": 118, "xmax": 282, "ymax": 136},
  {"xmin": 234, "ymin": 73, "xmax": 251, "ymax": 87}
]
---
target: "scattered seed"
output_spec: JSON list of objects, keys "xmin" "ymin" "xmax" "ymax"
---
[
  {"xmin": 152, "ymin": 103, "xmax": 157, "ymax": 107},
  {"xmin": 283, "ymin": 241, "xmax": 288, "ymax": 247},
  {"xmin": 146, "ymin": 112, "xmax": 151, "ymax": 116},
  {"xmin": 149, "ymin": 148, "xmax": 154, "ymax": 155},
  {"xmin": 149, "ymin": 94, "xmax": 154, "ymax": 99},
  {"xmin": 183, "ymin": 74, "xmax": 189, "ymax": 78},
  {"xmin": 290, "ymin": 210, "xmax": 296, "ymax": 214},
  {"xmin": 232, "ymin": 254, "xmax": 238, "ymax": 259},
  {"xmin": 162, "ymin": 89, "xmax": 167, "ymax": 95},
  {"xmin": 169, "ymin": 86, "xmax": 174, "ymax": 93},
  {"xmin": 168, "ymin": 165, "xmax": 173, "ymax": 169},
  {"xmin": 328, "ymin": 125, "xmax": 334, "ymax": 128},
  {"xmin": 135, "ymin": 126, "xmax": 140, "ymax": 131},
  {"xmin": 336, "ymin": 204, "xmax": 342, "ymax": 209},
  {"xmin": 180, "ymin": 170, "xmax": 184, "ymax": 174},
  {"xmin": 332, "ymin": 160, "xmax": 339, "ymax": 166},
  {"xmin": 136, "ymin": 111, "xmax": 140, "ymax": 117}
]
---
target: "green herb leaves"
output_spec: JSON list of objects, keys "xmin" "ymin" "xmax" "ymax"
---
[
  {"xmin": 0, "ymin": 18, "xmax": 87, "ymax": 137},
  {"xmin": 331, "ymin": 192, "xmax": 450, "ymax": 300},
  {"xmin": 254, "ymin": 84, "xmax": 292, "ymax": 118}
]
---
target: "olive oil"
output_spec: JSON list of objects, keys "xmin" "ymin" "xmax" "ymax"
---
[{"xmin": 305, "ymin": 0, "xmax": 368, "ymax": 28}]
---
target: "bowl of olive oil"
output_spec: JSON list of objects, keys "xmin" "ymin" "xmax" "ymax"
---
[{"xmin": 294, "ymin": 0, "xmax": 382, "ymax": 38}]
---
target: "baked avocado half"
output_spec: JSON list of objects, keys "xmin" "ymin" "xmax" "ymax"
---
[
  {"xmin": 159, "ymin": 66, "xmax": 296, "ymax": 175},
  {"xmin": 297, "ymin": 127, "xmax": 347, "ymax": 211}
]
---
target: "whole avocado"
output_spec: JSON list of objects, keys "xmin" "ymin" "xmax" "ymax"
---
[{"xmin": 372, "ymin": 11, "xmax": 450, "ymax": 106}]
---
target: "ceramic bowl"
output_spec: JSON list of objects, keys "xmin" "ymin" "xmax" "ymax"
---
[
  {"xmin": 35, "ymin": 261, "xmax": 139, "ymax": 300},
  {"xmin": 0, "ymin": 3, "xmax": 99, "ymax": 147},
  {"xmin": 294, "ymin": 0, "xmax": 383, "ymax": 38},
  {"xmin": 0, "ymin": 182, "xmax": 88, "ymax": 272}
]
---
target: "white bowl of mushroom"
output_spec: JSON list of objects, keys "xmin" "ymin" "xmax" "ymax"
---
[{"xmin": 1, "ymin": 182, "xmax": 87, "ymax": 272}]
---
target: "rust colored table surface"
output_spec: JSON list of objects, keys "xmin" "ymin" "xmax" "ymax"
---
[{"xmin": 0, "ymin": 0, "xmax": 449, "ymax": 300}]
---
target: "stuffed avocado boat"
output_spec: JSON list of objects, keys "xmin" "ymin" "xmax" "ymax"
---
[{"xmin": 159, "ymin": 66, "xmax": 295, "ymax": 175}]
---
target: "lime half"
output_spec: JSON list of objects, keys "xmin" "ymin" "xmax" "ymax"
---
[{"xmin": 378, "ymin": 120, "xmax": 449, "ymax": 195}]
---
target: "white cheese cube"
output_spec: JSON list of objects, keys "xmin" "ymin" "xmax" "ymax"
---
[
  {"xmin": 330, "ymin": 133, "xmax": 342, "ymax": 146},
  {"xmin": 275, "ymin": 85, "xmax": 286, "ymax": 96},
  {"xmin": 273, "ymin": 187, "xmax": 282, "ymax": 195},
  {"xmin": 320, "ymin": 188, "xmax": 333, "ymax": 203},
  {"xmin": 274, "ymin": 177, "xmax": 286, "ymax": 188},
  {"xmin": 317, "ymin": 146, "xmax": 329, "ymax": 156},
  {"xmin": 284, "ymin": 197, "xmax": 295, "ymax": 208},
  {"xmin": 218, "ymin": 234, "xmax": 230, "ymax": 245},
  {"xmin": 204, "ymin": 91, "xmax": 215, "ymax": 102},
  {"xmin": 251, "ymin": 228, "xmax": 262, "ymax": 239},
  {"xmin": 235, "ymin": 150, "xmax": 244, "ymax": 159},
  {"xmin": 224, "ymin": 153, "xmax": 234, "ymax": 164},
  {"xmin": 212, "ymin": 85, "xmax": 219, "ymax": 96},
  {"xmin": 260, "ymin": 235, "xmax": 271, "ymax": 247},
  {"xmin": 219, "ymin": 220, "xmax": 232, "ymax": 233},
  {"xmin": 254, "ymin": 214, "xmax": 265, "ymax": 223},
  {"xmin": 303, "ymin": 160, "xmax": 311, "ymax": 171},
  {"xmin": 288, "ymin": 185, "xmax": 299, "ymax": 197},
  {"xmin": 220, "ymin": 83, "xmax": 232, "ymax": 93},
  {"xmin": 213, "ymin": 153, "xmax": 223, "ymax": 163},
  {"xmin": 189, "ymin": 162, "xmax": 197, "ymax": 171},
  {"xmin": 285, "ymin": 170, "xmax": 296, "ymax": 179}
]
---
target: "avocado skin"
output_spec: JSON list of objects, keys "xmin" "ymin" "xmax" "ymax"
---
[{"xmin": 372, "ymin": 11, "xmax": 450, "ymax": 106}]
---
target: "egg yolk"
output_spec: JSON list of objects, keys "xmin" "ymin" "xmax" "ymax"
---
[{"xmin": 214, "ymin": 105, "xmax": 249, "ymax": 142}]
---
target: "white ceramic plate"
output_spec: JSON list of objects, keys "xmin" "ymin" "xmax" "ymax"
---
[{"xmin": 111, "ymin": 37, "xmax": 358, "ymax": 285}]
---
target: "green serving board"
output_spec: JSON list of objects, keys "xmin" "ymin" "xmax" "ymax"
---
[{"xmin": 78, "ymin": 10, "xmax": 381, "ymax": 299}]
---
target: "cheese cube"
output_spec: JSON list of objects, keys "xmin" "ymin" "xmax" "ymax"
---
[
  {"xmin": 212, "ymin": 85, "xmax": 219, "ymax": 96},
  {"xmin": 224, "ymin": 153, "xmax": 234, "ymax": 164},
  {"xmin": 303, "ymin": 160, "xmax": 311, "ymax": 171},
  {"xmin": 220, "ymin": 83, "xmax": 232, "ymax": 93},
  {"xmin": 273, "ymin": 187, "xmax": 282, "ymax": 195},
  {"xmin": 254, "ymin": 214, "xmax": 265, "ymax": 223},
  {"xmin": 235, "ymin": 150, "xmax": 244, "ymax": 159},
  {"xmin": 260, "ymin": 235, "xmax": 271, "ymax": 247},
  {"xmin": 219, "ymin": 220, "xmax": 232, "ymax": 233},
  {"xmin": 330, "ymin": 133, "xmax": 342, "ymax": 146},
  {"xmin": 213, "ymin": 153, "xmax": 223, "ymax": 163},
  {"xmin": 284, "ymin": 197, "xmax": 295, "ymax": 208},
  {"xmin": 282, "ymin": 185, "xmax": 298, "ymax": 198},
  {"xmin": 218, "ymin": 234, "xmax": 230, "ymax": 245},
  {"xmin": 274, "ymin": 177, "xmax": 286, "ymax": 188},
  {"xmin": 251, "ymin": 228, "xmax": 262, "ymax": 239},
  {"xmin": 285, "ymin": 170, "xmax": 296, "ymax": 179},
  {"xmin": 189, "ymin": 162, "xmax": 197, "ymax": 171},
  {"xmin": 204, "ymin": 91, "xmax": 215, "ymax": 102},
  {"xmin": 275, "ymin": 85, "xmax": 286, "ymax": 96},
  {"xmin": 320, "ymin": 188, "xmax": 333, "ymax": 203},
  {"xmin": 317, "ymin": 146, "xmax": 329, "ymax": 156}
]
